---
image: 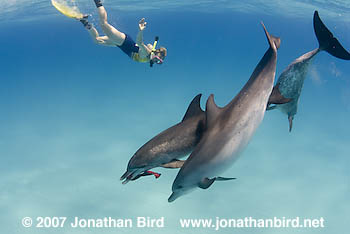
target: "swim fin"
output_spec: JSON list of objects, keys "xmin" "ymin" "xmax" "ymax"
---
[
  {"xmin": 314, "ymin": 11, "xmax": 350, "ymax": 60},
  {"xmin": 51, "ymin": 0, "xmax": 85, "ymax": 20}
]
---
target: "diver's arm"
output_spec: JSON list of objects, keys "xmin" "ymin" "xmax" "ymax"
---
[
  {"xmin": 136, "ymin": 31, "xmax": 152, "ymax": 57},
  {"xmin": 136, "ymin": 18, "xmax": 152, "ymax": 58}
]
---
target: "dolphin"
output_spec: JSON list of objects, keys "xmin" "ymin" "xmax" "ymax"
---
[
  {"xmin": 267, "ymin": 11, "xmax": 350, "ymax": 132},
  {"xmin": 168, "ymin": 23, "xmax": 281, "ymax": 202},
  {"xmin": 120, "ymin": 94, "xmax": 206, "ymax": 184}
]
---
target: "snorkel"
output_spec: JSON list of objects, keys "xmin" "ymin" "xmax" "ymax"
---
[{"xmin": 150, "ymin": 36, "xmax": 163, "ymax": 67}]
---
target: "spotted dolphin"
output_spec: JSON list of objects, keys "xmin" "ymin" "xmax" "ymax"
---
[
  {"xmin": 120, "ymin": 94, "xmax": 205, "ymax": 184},
  {"xmin": 168, "ymin": 23, "xmax": 281, "ymax": 202},
  {"xmin": 267, "ymin": 11, "xmax": 350, "ymax": 132}
]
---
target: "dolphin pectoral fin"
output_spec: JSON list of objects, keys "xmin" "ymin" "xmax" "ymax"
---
[
  {"xmin": 268, "ymin": 84, "xmax": 292, "ymax": 106},
  {"xmin": 182, "ymin": 94, "xmax": 204, "ymax": 122},
  {"xmin": 216, "ymin": 177, "xmax": 236, "ymax": 181},
  {"xmin": 198, "ymin": 176, "xmax": 236, "ymax": 189},
  {"xmin": 198, "ymin": 178, "xmax": 216, "ymax": 189},
  {"xmin": 288, "ymin": 115, "xmax": 293, "ymax": 132},
  {"xmin": 266, "ymin": 105, "xmax": 277, "ymax": 111},
  {"xmin": 161, "ymin": 159, "xmax": 185, "ymax": 169},
  {"xmin": 314, "ymin": 11, "xmax": 350, "ymax": 60},
  {"xmin": 205, "ymin": 94, "xmax": 222, "ymax": 128}
]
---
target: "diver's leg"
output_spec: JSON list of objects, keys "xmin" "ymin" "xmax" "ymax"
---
[
  {"xmin": 80, "ymin": 16, "xmax": 92, "ymax": 30},
  {"xmin": 86, "ymin": 26, "xmax": 103, "ymax": 44},
  {"xmin": 80, "ymin": 18, "xmax": 112, "ymax": 45},
  {"xmin": 93, "ymin": 0, "xmax": 103, "ymax": 8},
  {"xmin": 94, "ymin": 1, "xmax": 125, "ymax": 45}
]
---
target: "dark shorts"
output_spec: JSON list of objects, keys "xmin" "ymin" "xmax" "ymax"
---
[{"xmin": 117, "ymin": 34, "xmax": 139, "ymax": 58}]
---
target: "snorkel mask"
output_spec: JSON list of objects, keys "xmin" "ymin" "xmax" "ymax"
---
[{"xmin": 150, "ymin": 36, "xmax": 163, "ymax": 67}]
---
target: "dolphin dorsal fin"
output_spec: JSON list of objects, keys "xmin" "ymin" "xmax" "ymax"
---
[
  {"xmin": 261, "ymin": 22, "xmax": 281, "ymax": 50},
  {"xmin": 205, "ymin": 94, "xmax": 221, "ymax": 128},
  {"xmin": 182, "ymin": 94, "xmax": 204, "ymax": 122}
]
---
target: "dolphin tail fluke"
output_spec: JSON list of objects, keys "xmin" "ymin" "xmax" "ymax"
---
[
  {"xmin": 313, "ymin": 11, "xmax": 350, "ymax": 60},
  {"xmin": 288, "ymin": 115, "xmax": 293, "ymax": 132},
  {"xmin": 268, "ymin": 84, "xmax": 292, "ymax": 106},
  {"xmin": 261, "ymin": 22, "xmax": 281, "ymax": 50}
]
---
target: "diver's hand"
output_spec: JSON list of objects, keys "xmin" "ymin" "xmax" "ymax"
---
[{"xmin": 138, "ymin": 18, "xmax": 147, "ymax": 31}]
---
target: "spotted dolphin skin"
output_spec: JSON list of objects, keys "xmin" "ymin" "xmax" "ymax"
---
[
  {"xmin": 168, "ymin": 23, "xmax": 281, "ymax": 202},
  {"xmin": 121, "ymin": 94, "xmax": 205, "ymax": 184},
  {"xmin": 267, "ymin": 11, "xmax": 350, "ymax": 132}
]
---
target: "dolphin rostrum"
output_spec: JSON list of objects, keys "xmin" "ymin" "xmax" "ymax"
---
[
  {"xmin": 120, "ymin": 94, "xmax": 206, "ymax": 184},
  {"xmin": 168, "ymin": 23, "xmax": 281, "ymax": 202},
  {"xmin": 267, "ymin": 11, "xmax": 350, "ymax": 132}
]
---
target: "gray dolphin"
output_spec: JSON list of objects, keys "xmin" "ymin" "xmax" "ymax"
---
[
  {"xmin": 267, "ymin": 11, "xmax": 350, "ymax": 132},
  {"xmin": 168, "ymin": 23, "xmax": 281, "ymax": 202},
  {"xmin": 120, "ymin": 94, "xmax": 205, "ymax": 184}
]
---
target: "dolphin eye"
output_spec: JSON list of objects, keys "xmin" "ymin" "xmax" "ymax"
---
[{"xmin": 178, "ymin": 185, "xmax": 183, "ymax": 189}]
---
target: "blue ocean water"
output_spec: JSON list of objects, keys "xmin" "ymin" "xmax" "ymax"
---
[{"xmin": 1, "ymin": 1, "xmax": 349, "ymax": 234}]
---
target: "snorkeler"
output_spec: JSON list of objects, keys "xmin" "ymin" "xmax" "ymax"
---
[{"xmin": 80, "ymin": 0, "xmax": 167, "ymax": 66}]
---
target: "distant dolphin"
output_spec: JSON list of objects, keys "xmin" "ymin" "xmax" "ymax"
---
[
  {"xmin": 267, "ymin": 11, "xmax": 350, "ymax": 132},
  {"xmin": 168, "ymin": 23, "xmax": 281, "ymax": 202},
  {"xmin": 120, "ymin": 94, "xmax": 205, "ymax": 184}
]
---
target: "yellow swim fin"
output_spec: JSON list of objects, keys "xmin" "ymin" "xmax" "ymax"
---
[{"xmin": 51, "ymin": 0, "xmax": 84, "ymax": 20}]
